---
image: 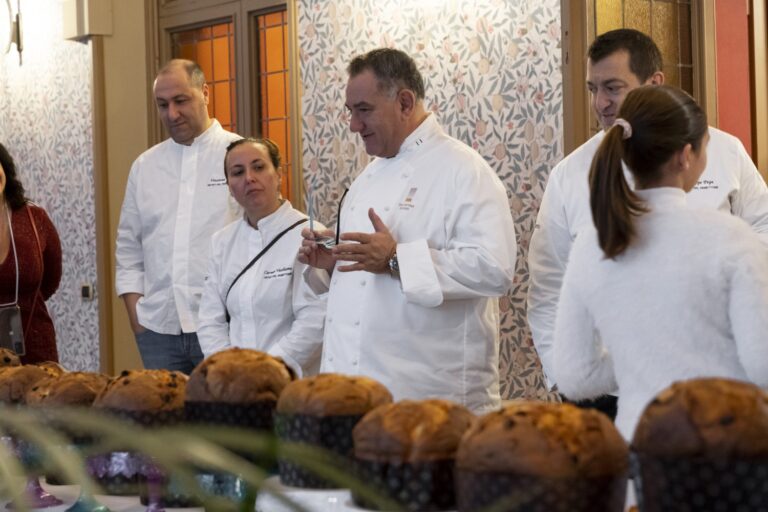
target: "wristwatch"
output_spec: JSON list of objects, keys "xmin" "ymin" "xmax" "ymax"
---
[{"xmin": 388, "ymin": 251, "xmax": 400, "ymax": 278}]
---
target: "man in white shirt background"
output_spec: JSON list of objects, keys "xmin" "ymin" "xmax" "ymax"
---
[
  {"xmin": 115, "ymin": 59, "xmax": 241, "ymax": 374},
  {"xmin": 299, "ymin": 48, "xmax": 517, "ymax": 414},
  {"xmin": 528, "ymin": 29, "xmax": 768, "ymax": 417}
]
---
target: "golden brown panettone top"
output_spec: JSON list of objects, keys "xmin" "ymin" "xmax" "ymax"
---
[
  {"xmin": 456, "ymin": 401, "xmax": 628, "ymax": 478},
  {"xmin": 0, "ymin": 365, "xmax": 51, "ymax": 404},
  {"xmin": 94, "ymin": 369, "xmax": 188, "ymax": 412},
  {"xmin": 632, "ymin": 378, "xmax": 768, "ymax": 458},
  {"xmin": 26, "ymin": 372, "xmax": 110, "ymax": 407},
  {"xmin": 353, "ymin": 399, "xmax": 475, "ymax": 463},
  {"xmin": 277, "ymin": 373, "xmax": 392, "ymax": 417},
  {"xmin": 34, "ymin": 361, "xmax": 67, "ymax": 377},
  {"xmin": 185, "ymin": 348, "xmax": 295, "ymax": 404},
  {"xmin": 0, "ymin": 348, "xmax": 21, "ymax": 368}
]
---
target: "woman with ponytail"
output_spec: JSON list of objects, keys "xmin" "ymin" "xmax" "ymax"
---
[{"xmin": 552, "ymin": 85, "xmax": 768, "ymax": 440}]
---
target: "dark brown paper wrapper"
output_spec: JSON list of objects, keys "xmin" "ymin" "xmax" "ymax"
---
[
  {"xmin": 352, "ymin": 458, "xmax": 456, "ymax": 511},
  {"xmin": 633, "ymin": 452, "xmax": 768, "ymax": 512},
  {"xmin": 185, "ymin": 400, "xmax": 277, "ymax": 467},
  {"xmin": 98, "ymin": 407, "xmax": 185, "ymax": 428},
  {"xmin": 455, "ymin": 470, "xmax": 627, "ymax": 512},
  {"xmin": 274, "ymin": 412, "xmax": 362, "ymax": 489}
]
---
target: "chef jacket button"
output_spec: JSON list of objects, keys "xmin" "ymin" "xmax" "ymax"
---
[
  {"xmin": 354, "ymin": 320, "xmax": 360, "ymax": 326},
  {"xmin": 352, "ymin": 360, "xmax": 358, "ymax": 366},
  {"xmin": 332, "ymin": 279, "xmax": 338, "ymax": 285},
  {"xmin": 360, "ymin": 280, "xmax": 366, "ymax": 286},
  {"xmin": 327, "ymin": 317, "xmax": 333, "ymax": 323},
  {"xmin": 384, "ymin": 206, "xmax": 390, "ymax": 211},
  {"xmin": 350, "ymin": 206, "xmax": 355, "ymax": 211},
  {"xmin": 327, "ymin": 356, "xmax": 334, "ymax": 363}
]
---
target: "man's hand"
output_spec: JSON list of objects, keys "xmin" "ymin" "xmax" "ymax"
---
[
  {"xmin": 334, "ymin": 208, "xmax": 396, "ymax": 274},
  {"xmin": 298, "ymin": 227, "xmax": 337, "ymax": 273},
  {"xmin": 121, "ymin": 293, "xmax": 147, "ymax": 335}
]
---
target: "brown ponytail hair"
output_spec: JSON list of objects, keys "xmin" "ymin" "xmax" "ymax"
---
[{"xmin": 589, "ymin": 85, "xmax": 707, "ymax": 258}]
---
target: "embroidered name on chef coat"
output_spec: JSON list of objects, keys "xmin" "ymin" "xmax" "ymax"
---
[
  {"xmin": 207, "ymin": 177, "xmax": 228, "ymax": 187},
  {"xmin": 264, "ymin": 267, "xmax": 293, "ymax": 279},
  {"xmin": 399, "ymin": 187, "xmax": 418, "ymax": 210},
  {"xmin": 693, "ymin": 179, "xmax": 719, "ymax": 190}
]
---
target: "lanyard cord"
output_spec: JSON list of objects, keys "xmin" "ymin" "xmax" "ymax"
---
[{"xmin": 0, "ymin": 207, "xmax": 19, "ymax": 307}]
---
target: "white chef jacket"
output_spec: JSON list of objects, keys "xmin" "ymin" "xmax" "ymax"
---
[
  {"xmin": 553, "ymin": 188, "xmax": 768, "ymax": 440},
  {"xmin": 197, "ymin": 201, "xmax": 326, "ymax": 375},
  {"xmin": 529, "ymin": 127, "xmax": 768, "ymax": 388},
  {"xmin": 310, "ymin": 114, "xmax": 517, "ymax": 414},
  {"xmin": 115, "ymin": 120, "xmax": 242, "ymax": 334}
]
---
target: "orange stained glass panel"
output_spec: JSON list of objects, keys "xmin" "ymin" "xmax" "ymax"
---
[
  {"xmin": 214, "ymin": 82, "xmax": 231, "ymax": 126},
  {"xmin": 262, "ymin": 11, "xmax": 283, "ymax": 28},
  {"xmin": 266, "ymin": 73, "xmax": 286, "ymax": 118},
  {"xmin": 212, "ymin": 22, "xmax": 229, "ymax": 38},
  {"xmin": 197, "ymin": 40, "xmax": 213, "ymax": 79},
  {"xmin": 625, "ymin": 0, "xmax": 651, "ymax": 34},
  {"xmin": 596, "ymin": 0, "xmax": 623, "ymax": 34},
  {"xmin": 265, "ymin": 26, "xmax": 285, "ymax": 72},
  {"xmin": 178, "ymin": 43, "xmax": 195, "ymax": 61},
  {"xmin": 212, "ymin": 36, "xmax": 230, "ymax": 82}
]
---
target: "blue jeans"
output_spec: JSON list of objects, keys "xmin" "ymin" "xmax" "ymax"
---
[{"xmin": 134, "ymin": 329, "xmax": 204, "ymax": 375}]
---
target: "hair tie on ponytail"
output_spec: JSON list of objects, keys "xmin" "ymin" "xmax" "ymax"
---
[{"xmin": 613, "ymin": 118, "xmax": 632, "ymax": 139}]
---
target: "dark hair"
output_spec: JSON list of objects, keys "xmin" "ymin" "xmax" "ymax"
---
[
  {"xmin": 0, "ymin": 142, "xmax": 29, "ymax": 210},
  {"xmin": 588, "ymin": 29, "xmax": 663, "ymax": 82},
  {"xmin": 157, "ymin": 59, "xmax": 206, "ymax": 89},
  {"xmin": 589, "ymin": 85, "xmax": 707, "ymax": 258},
  {"xmin": 347, "ymin": 48, "xmax": 425, "ymax": 100},
  {"xmin": 223, "ymin": 137, "xmax": 282, "ymax": 178}
]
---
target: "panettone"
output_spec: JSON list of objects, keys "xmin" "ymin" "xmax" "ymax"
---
[
  {"xmin": 276, "ymin": 373, "xmax": 391, "ymax": 416},
  {"xmin": 351, "ymin": 399, "xmax": 475, "ymax": 511},
  {"xmin": 94, "ymin": 369, "xmax": 187, "ymax": 412},
  {"xmin": 456, "ymin": 401, "xmax": 627, "ymax": 478},
  {"xmin": 275, "ymin": 374, "xmax": 392, "ymax": 488},
  {"xmin": 632, "ymin": 377, "xmax": 768, "ymax": 458},
  {"xmin": 354, "ymin": 399, "xmax": 474, "ymax": 463},
  {"xmin": 0, "ymin": 348, "xmax": 21, "ymax": 368},
  {"xmin": 0, "ymin": 365, "xmax": 51, "ymax": 404},
  {"xmin": 631, "ymin": 378, "xmax": 768, "ymax": 512},
  {"xmin": 455, "ymin": 401, "xmax": 629, "ymax": 512},
  {"xmin": 186, "ymin": 348, "xmax": 294, "ymax": 403},
  {"xmin": 26, "ymin": 372, "xmax": 110, "ymax": 407},
  {"xmin": 34, "ymin": 361, "xmax": 67, "ymax": 378}
]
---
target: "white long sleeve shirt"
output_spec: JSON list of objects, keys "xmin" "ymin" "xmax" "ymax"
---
[
  {"xmin": 553, "ymin": 188, "xmax": 768, "ymax": 440},
  {"xmin": 310, "ymin": 115, "xmax": 517, "ymax": 414},
  {"xmin": 115, "ymin": 120, "xmax": 241, "ymax": 334},
  {"xmin": 529, "ymin": 127, "xmax": 768, "ymax": 388},
  {"xmin": 197, "ymin": 201, "xmax": 326, "ymax": 375}
]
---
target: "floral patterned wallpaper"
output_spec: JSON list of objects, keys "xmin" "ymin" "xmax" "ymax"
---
[
  {"xmin": 0, "ymin": 1, "xmax": 100, "ymax": 371},
  {"xmin": 297, "ymin": 0, "xmax": 562, "ymax": 399}
]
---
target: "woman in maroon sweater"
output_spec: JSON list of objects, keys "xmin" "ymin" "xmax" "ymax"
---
[{"xmin": 0, "ymin": 143, "xmax": 62, "ymax": 363}]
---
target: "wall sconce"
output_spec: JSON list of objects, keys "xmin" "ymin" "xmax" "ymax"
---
[{"xmin": 2, "ymin": 0, "xmax": 22, "ymax": 64}]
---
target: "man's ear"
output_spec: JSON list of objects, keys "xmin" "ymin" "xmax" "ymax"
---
[
  {"xmin": 397, "ymin": 89, "xmax": 417, "ymax": 117},
  {"xmin": 648, "ymin": 71, "xmax": 665, "ymax": 86},
  {"xmin": 201, "ymin": 83, "xmax": 210, "ymax": 106}
]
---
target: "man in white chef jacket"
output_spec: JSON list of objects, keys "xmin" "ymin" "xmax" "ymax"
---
[
  {"xmin": 528, "ymin": 29, "xmax": 768, "ymax": 416},
  {"xmin": 299, "ymin": 48, "xmax": 517, "ymax": 414},
  {"xmin": 116, "ymin": 59, "xmax": 241, "ymax": 374}
]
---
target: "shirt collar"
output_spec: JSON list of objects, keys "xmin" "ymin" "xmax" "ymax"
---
[
  {"xmin": 635, "ymin": 187, "xmax": 688, "ymax": 211},
  {"xmin": 245, "ymin": 200, "xmax": 293, "ymax": 233},
  {"xmin": 396, "ymin": 114, "xmax": 441, "ymax": 156}
]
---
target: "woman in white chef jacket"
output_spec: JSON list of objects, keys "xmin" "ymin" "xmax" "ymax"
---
[{"xmin": 197, "ymin": 137, "xmax": 326, "ymax": 375}]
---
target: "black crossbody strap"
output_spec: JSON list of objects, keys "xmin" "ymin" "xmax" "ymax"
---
[{"xmin": 225, "ymin": 218, "xmax": 307, "ymax": 323}]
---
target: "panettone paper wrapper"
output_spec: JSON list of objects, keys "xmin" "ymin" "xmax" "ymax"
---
[
  {"xmin": 184, "ymin": 400, "xmax": 276, "ymax": 430},
  {"xmin": 137, "ymin": 460, "xmax": 202, "ymax": 509},
  {"xmin": 97, "ymin": 407, "xmax": 185, "ymax": 428},
  {"xmin": 632, "ymin": 452, "xmax": 768, "ymax": 512},
  {"xmin": 455, "ymin": 469, "xmax": 627, "ymax": 512},
  {"xmin": 274, "ymin": 412, "xmax": 362, "ymax": 489},
  {"xmin": 352, "ymin": 458, "xmax": 456, "ymax": 512},
  {"xmin": 185, "ymin": 399, "xmax": 277, "ymax": 468}
]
